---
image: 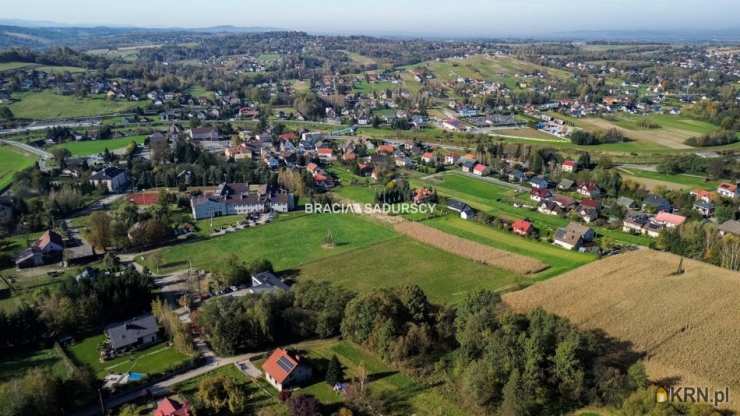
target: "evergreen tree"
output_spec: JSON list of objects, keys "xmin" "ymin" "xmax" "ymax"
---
[{"xmin": 325, "ymin": 355, "xmax": 344, "ymax": 386}]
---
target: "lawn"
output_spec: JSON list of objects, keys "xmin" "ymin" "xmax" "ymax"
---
[
  {"xmin": 0, "ymin": 145, "xmax": 37, "ymax": 189},
  {"xmin": 415, "ymin": 171, "xmax": 652, "ymax": 246},
  {"xmin": 291, "ymin": 339, "xmax": 466, "ymax": 416},
  {"xmin": 68, "ymin": 335, "xmax": 190, "ymax": 379},
  {"xmin": 299, "ymin": 236, "xmax": 522, "ymax": 305},
  {"xmin": 423, "ymin": 216, "xmax": 595, "ymax": 280},
  {"xmin": 9, "ymin": 90, "xmax": 144, "ymax": 120},
  {"xmin": 328, "ymin": 165, "xmax": 382, "ymax": 204},
  {"xmin": 0, "ymin": 347, "xmax": 69, "ymax": 385},
  {"xmin": 143, "ymin": 213, "xmax": 398, "ymax": 274},
  {"xmin": 51, "ymin": 135, "xmax": 146, "ymax": 156}
]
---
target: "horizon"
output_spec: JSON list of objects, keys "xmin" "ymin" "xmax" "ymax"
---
[{"xmin": 4, "ymin": 0, "xmax": 740, "ymax": 38}]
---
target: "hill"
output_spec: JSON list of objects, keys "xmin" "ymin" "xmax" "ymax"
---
[{"xmin": 503, "ymin": 249, "xmax": 740, "ymax": 411}]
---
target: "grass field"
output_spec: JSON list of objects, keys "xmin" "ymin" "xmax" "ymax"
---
[
  {"xmin": 0, "ymin": 347, "xmax": 68, "ymax": 384},
  {"xmin": 299, "ymin": 236, "xmax": 521, "ymax": 305},
  {"xmin": 0, "ymin": 145, "xmax": 36, "ymax": 189},
  {"xmin": 143, "ymin": 213, "xmax": 398, "ymax": 274},
  {"xmin": 504, "ymin": 250, "xmax": 740, "ymax": 411},
  {"xmin": 51, "ymin": 135, "xmax": 146, "ymax": 156},
  {"xmin": 9, "ymin": 90, "xmax": 144, "ymax": 120},
  {"xmin": 424, "ymin": 216, "xmax": 594, "ymax": 280},
  {"xmin": 415, "ymin": 172, "xmax": 652, "ymax": 246},
  {"xmin": 618, "ymin": 167, "xmax": 718, "ymax": 191},
  {"xmin": 291, "ymin": 339, "xmax": 466, "ymax": 415},
  {"xmin": 68, "ymin": 335, "xmax": 190, "ymax": 379}
]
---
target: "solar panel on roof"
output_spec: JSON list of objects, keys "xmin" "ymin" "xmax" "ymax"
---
[{"xmin": 277, "ymin": 356, "xmax": 295, "ymax": 372}]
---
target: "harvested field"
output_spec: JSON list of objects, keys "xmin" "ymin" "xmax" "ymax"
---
[
  {"xmin": 577, "ymin": 118, "xmax": 694, "ymax": 149},
  {"xmin": 393, "ymin": 221, "xmax": 548, "ymax": 275},
  {"xmin": 503, "ymin": 249, "xmax": 740, "ymax": 410}
]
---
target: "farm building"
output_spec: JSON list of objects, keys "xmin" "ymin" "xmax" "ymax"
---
[{"xmin": 190, "ymin": 183, "xmax": 294, "ymax": 220}]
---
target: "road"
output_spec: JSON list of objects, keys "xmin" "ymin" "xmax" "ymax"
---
[{"xmin": 0, "ymin": 138, "xmax": 52, "ymax": 159}]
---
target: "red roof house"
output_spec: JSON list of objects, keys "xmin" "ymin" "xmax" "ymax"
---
[
  {"xmin": 512, "ymin": 219, "xmax": 533, "ymax": 236},
  {"xmin": 262, "ymin": 348, "xmax": 312, "ymax": 392},
  {"xmin": 473, "ymin": 163, "xmax": 489, "ymax": 176},
  {"xmin": 562, "ymin": 160, "xmax": 576, "ymax": 173},
  {"xmin": 154, "ymin": 398, "xmax": 191, "ymax": 416},
  {"xmin": 654, "ymin": 212, "xmax": 686, "ymax": 228}
]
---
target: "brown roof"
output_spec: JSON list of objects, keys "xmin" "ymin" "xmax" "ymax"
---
[{"xmin": 556, "ymin": 223, "xmax": 591, "ymax": 246}]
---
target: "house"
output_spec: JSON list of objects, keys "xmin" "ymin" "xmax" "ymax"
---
[
  {"xmin": 413, "ymin": 188, "xmax": 435, "ymax": 204},
  {"xmin": 719, "ymin": 220, "xmax": 740, "ymax": 237},
  {"xmin": 15, "ymin": 230, "xmax": 65, "ymax": 269},
  {"xmin": 693, "ymin": 200, "xmax": 715, "ymax": 217},
  {"xmin": 616, "ymin": 196, "xmax": 637, "ymax": 210},
  {"xmin": 317, "ymin": 147, "xmax": 335, "ymax": 162},
  {"xmin": 473, "ymin": 164, "xmax": 489, "ymax": 176},
  {"xmin": 579, "ymin": 207, "xmax": 599, "ymax": 223},
  {"xmin": 557, "ymin": 178, "xmax": 575, "ymax": 191},
  {"xmin": 444, "ymin": 153, "xmax": 459, "ymax": 165},
  {"xmin": 154, "ymin": 398, "xmax": 191, "ymax": 416},
  {"xmin": 447, "ymin": 199, "xmax": 475, "ymax": 220},
  {"xmin": 653, "ymin": 212, "xmax": 686, "ymax": 229},
  {"xmin": 553, "ymin": 223, "xmax": 594, "ymax": 251},
  {"xmin": 561, "ymin": 160, "xmax": 577, "ymax": 173},
  {"xmin": 538, "ymin": 201, "xmax": 560, "ymax": 216},
  {"xmin": 190, "ymin": 183, "xmax": 294, "ymax": 220},
  {"xmin": 553, "ymin": 194, "xmax": 576, "ymax": 211},
  {"xmin": 529, "ymin": 176, "xmax": 550, "ymax": 190},
  {"xmin": 421, "ymin": 152, "xmax": 435, "ymax": 164},
  {"xmin": 642, "ymin": 194, "xmax": 672, "ymax": 213},
  {"xmin": 530, "ymin": 188, "xmax": 552, "ymax": 202},
  {"xmin": 577, "ymin": 182, "xmax": 601, "ymax": 198},
  {"xmin": 512, "ymin": 219, "xmax": 533, "ymax": 236},
  {"xmin": 622, "ymin": 212, "xmax": 651, "ymax": 234},
  {"xmin": 225, "ymin": 144, "xmax": 253, "ymax": 160},
  {"xmin": 717, "ymin": 182, "xmax": 739, "ymax": 199},
  {"xmin": 262, "ymin": 348, "xmax": 313, "ymax": 392},
  {"xmin": 690, "ymin": 189, "xmax": 714, "ymax": 203},
  {"xmin": 90, "ymin": 167, "xmax": 128, "ymax": 193},
  {"xmin": 508, "ymin": 169, "xmax": 527, "ymax": 184},
  {"xmin": 188, "ymin": 127, "xmax": 220, "ymax": 141},
  {"xmin": 105, "ymin": 314, "xmax": 159, "ymax": 354},
  {"xmin": 248, "ymin": 272, "xmax": 289, "ymax": 294},
  {"xmin": 461, "ymin": 160, "xmax": 476, "ymax": 173},
  {"xmin": 442, "ymin": 118, "xmax": 465, "ymax": 131}
]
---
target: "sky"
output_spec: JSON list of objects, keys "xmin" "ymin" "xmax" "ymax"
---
[{"xmin": 5, "ymin": 0, "xmax": 740, "ymax": 37}]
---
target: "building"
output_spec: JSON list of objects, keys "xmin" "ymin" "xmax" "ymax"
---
[
  {"xmin": 719, "ymin": 220, "xmax": 740, "ymax": 237},
  {"xmin": 473, "ymin": 164, "xmax": 489, "ymax": 176},
  {"xmin": 717, "ymin": 182, "xmax": 739, "ymax": 199},
  {"xmin": 530, "ymin": 188, "xmax": 552, "ymax": 202},
  {"xmin": 693, "ymin": 200, "xmax": 715, "ymax": 217},
  {"xmin": 577, "ymin": 182, "xmax": 601, "ymax": 198},
  {"xmin": 461, "ymin": 160, "xmax": 476, "ymax": 173},
  {"xmin": 512, "ymin": 219, "xmax": 533, "ymax": 236},
  {"xmin": 190, "ymin": 183, "xmax": 294, "ymax": 220},
  {"xmin": 249, "ymin": 272, "xmax": 289, "ymax": 294},
  {"xmin": 262, "ymin": 348, "xmax": 313, "ymax": 392},
  {"xmin": 553, "ymin": 222, "xmax": 594, "ymax": 251},
  {"xmin": 90, "ymin": 167, "xmax": 128, "ymax": 193},
  {"xmin": 529, "ymin": 176, "xmax": 550, "ymax": 190},
  {"xmin": 616, "ymin": 196, "xmax": 637, "ymax": 209},
  {"xmin": 447, "ymin": 199, "xmax": 475, "ymax": 220},
  {"xmin": 421, "ymin": 152, "xmax": 435, "ymax": 164},
  {"xmin": 642, "ymin": 194, "xmax": 672, "ymax": 213},
  {"xmin": 442, "ymin": 118, "xmax": 465, "ymax": 131},
  {"xmin": 561, "ymin": 160, "xmax": 577, "ymax": 173},
  {"xmin": 154, "ymin": 398, "xmax": 191, "ymax": 416},
  {"xmin": 653, "ymin": 212, "xmax": 686, "ymax": 229},
  {"xmin": 15, "ymin": 230, "xmax": 65, "ymax": 269},
  {"xmin": 188, "ymin": 127, "xmax": 220, "ymax": 141},
  {"xmin": 622, "ymin": 212, "xmax": 650, "ymax": 234},
  {"xmin": 105, "ymin": 314, "xmax": 159, "ymax": 354}
]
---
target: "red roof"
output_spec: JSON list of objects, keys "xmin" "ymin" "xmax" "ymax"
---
[
  {"xmin": 154, "ymin": 398, "xmax": 190, "ymax": 416},
  {"xmin": 580, "ymin": 199, "xmax": 599, "ymax": 209},
  {"xmin": 531, "ymin": 188, "xmax": 551, "ymax": 198},
  {"xmin": 563, "ymin": 160, "xmax": 576, "ymax": 167},
  {"xmin": 128, "ymin": 192, "xmax": 160, "ymax": 206},
  {"xmin": 422, "ymin": 152, "xmax": 434, "ymax": 159},
  {"xmin": 473, "ymin": 164, "xmax": 488, "ymax": 173},
  {"xmin": 378, "ymin": 144, "xmax": 395, "ymax": 154},
  {"xmin": 279, "ymin": 131, "xmax": 299, "ymax": 141},
  {"xmin": 512, "ymin": 219, "xmax": 533, "ymax": 233},
  {"xmin": 306, "ymin": 163, "xmax": 318, "ymax": 172},
  {"xmin": 36, "ymin": 230, "xmax": 64, "ymax": 250},
  {"xmin": 318, "ymin": 148, "xmax": 333, "ymax": 155},
  {"xmin": 719, "ymin": 183, "xmax": 738, "ymax": 192},
  {"xmin": 655, "ymin": 212, "xmax": 686, "ymax": 226},
  {"xmin": 262, "ymin": 348, "xmax": 300, "ymax": 384}
]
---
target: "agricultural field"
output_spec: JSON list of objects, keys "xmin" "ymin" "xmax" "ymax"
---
[
  {"xmin": 285, "ymin": 339, "xmax": 467, "ymax": 415},
  {"xmin": 299, "ymin": 236, "xmax": 521, "ymax": 305},
  {"xmin": 618, "ymin": 167, "xmax": 718, "ymax": 191},
  {"xmin": 9, "ymin": 90, "xmax": 144, "ymax": 120},
  {"xmin": 352, "ymin": 80, "xmax": 399, "ymax": 94},
  {"xmin": 393, "ymin": 221, "xmax": 547, "ymax": 275},
  {"xmin": 0, "ymin": 145, "xmax": 36, "ymax": 189},
  {"xmin": 504, "ymin": 249, "xmax": 740, "ymax": 411},
  {"xmin": 142, "ymin": 213, "xmax": 398, "ymax": 274},
  {"xmin": 0, "ymin": 62, "xmax": 36, "ymax": 72},
  {"xmin": 424, "ymin": 215, "xmax": 594, "ymax": 280},
  {"xmin": 50, "ymin": 135, "xmax": 146, "ymax": 156},
  {"xmin": 67, "ymin": 335, "xmax": 190, "ymax": 379},
  {"xmin": 415, "ymin": 171, "xmax": 653, "ymax": 246}
]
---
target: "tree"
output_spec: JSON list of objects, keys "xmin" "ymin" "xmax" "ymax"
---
[
  {"xmin": 325, "ymin": 355, "xmax": 344, "ymax": 386},
  {"xmin": 0, "ymin": 368, "xmax": 63, "ymax": 416},
  {"xmin": 0, "ymin": 107, "xmax": 13, "ymax": 120},
  {"xmin": 50, "ymin": 148, "xmax": 72, "ymax": 169},
  {"xmin": 287, "ymin": 395, "xmax": 320, "ymax": 416},
  {"xmin": 85, "ymin": 211, "xmax": 112, "ymax": 254},
  {"xmin": 195, "ymin": 374, "xmax": 248, "ymax": 415}
]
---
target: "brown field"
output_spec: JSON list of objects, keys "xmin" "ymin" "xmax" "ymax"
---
[
  {"xmin": 619, "ymin": 174, "xmax": 686, "ymax": 191},
  {"xmin": 503, "ymin": 249, "xmax": 740, "ymax": 410},
  {"xmin": 576, "ymin": 118, "xmax": 693, "ymax": 149},
  {"xmin": 393, "ymin": 222, "xmax": 548, "ymax": 275}
]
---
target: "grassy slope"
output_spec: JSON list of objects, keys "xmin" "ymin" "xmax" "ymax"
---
[
  {"xmin": 144, "ymin": 213, "xmax": 398, "ymax": 274},
  {"xmin": 0, "ymin": 145, "xmax": 36, "ymax": 189},
  {"xmin": 424, "ymin": 216, "xmax": 595, "ymax": 281},
  {"xmin": 9, "ymin": 90, "xmax": 143, "ymax": 120},
  {"xmin": 299, "ymin": 236, "xmax": 520, "ymax": 305},
  {"xmin": 51, "ymin": 135, "xmax": 146, "ymax": 156},
  {"xmin": 0, "ymin": 347, "xmax": 68, "ymax": 384}
]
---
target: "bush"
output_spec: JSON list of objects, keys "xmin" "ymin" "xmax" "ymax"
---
[{"xmin": 685, "ymin": 130, "xmax": 738, "ymax": 147}]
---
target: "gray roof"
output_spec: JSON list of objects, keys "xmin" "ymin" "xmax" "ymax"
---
[
  {"xmin": 105, "ymin": 315, "xmax": 159, "ymax": 350},
  {"xmin": 250, "ymin": 272, "xmax": 289, "ymax": 293},
  {"xmin": 555, "ymin": 222, "xmax": 593, "ymax": 246},
  {"xmin": 616, "ymin": 196, "xmax": 636, "ymax": 208},
  {"xmin": 719, "ymin": 220, "xmax": 740, "ymax": 235},
  {"xmin": 91, "ymin": 166, "xmax": 126, "ymax": 181}
]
